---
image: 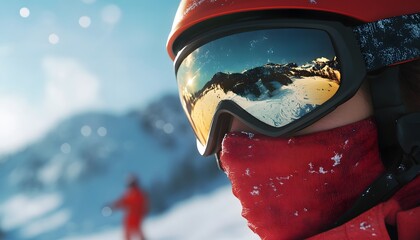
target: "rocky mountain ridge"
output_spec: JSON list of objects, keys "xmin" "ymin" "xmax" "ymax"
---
[{"xmin": 184, "ymin": 57, "xmax": 340, "ymax": 108}]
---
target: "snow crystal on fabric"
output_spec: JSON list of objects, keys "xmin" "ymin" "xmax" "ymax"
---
[
  {"xmin": 331, "ymin": 153, "xmax": 342, "ymax": 166},
  {"xmin": 308, "ymin": 162, "xmax": 334, "ymax": 174},
  {"xmin": 184, "ymin": 0, "xmax": 231, "ymax": 15},
  {"xmin": 184, "ymin": 0, "xmax": 206, "ymax": 15},
  {"xmin": 250, "ymin": 186, "xmax": 260, "ymax": 196},
  {"xmin": 344, "ymin": 140, "xmax": 349, "ymax": 147},
  {"xmin": 359, "ymin": 221, "xmax": 372, "ymax": 230},
  {"xmin": 354, "ymin": 13, "xmax": 420, "ymax": 71},
  {"xmin": 241, "ymin": 131, "xmax": 255, "ymax": 139}
]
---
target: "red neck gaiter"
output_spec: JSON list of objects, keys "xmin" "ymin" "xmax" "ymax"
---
[{"xmin": 219, "ymin": 118, "xmax": 386, "ymax": 240}]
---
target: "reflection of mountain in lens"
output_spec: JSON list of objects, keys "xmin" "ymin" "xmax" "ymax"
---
[{"xmin": 181, "ymin": 57, "xmax": 340, "ymax": 144}]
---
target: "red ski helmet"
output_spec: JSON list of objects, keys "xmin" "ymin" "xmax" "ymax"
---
[
  {"xmin": 167, "ymin": 0, "xmax": 419, "ymax": 59},
  {"xmin": 167, "ymin": 0, "xmax": 420, "ymax": 156}
]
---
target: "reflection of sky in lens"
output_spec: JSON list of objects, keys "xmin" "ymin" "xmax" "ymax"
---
[{"xmin": 178, "ymin": 29, "xmax": 336, "ymax": 91}]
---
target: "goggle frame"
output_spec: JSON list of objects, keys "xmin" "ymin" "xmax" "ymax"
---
[{"xmin": 174, "ymin": 18, "xmax": 367, "ymax": 156}]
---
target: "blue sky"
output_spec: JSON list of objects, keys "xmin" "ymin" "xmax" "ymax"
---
[{"xmin": 0, "ymin": 0, "xmax": 180, "ymax": 154}]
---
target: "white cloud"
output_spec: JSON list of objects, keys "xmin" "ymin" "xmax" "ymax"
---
[
  {"xmin": 42, "ymin": 56, "xmax": 101, "ymax": 119},
  {"xmin": 0, "ymin": 96, "xmax": 46, "ymax": 154},
  {"xmin": 0, "ymin": 57, "xmax": 101, "ymax": 155}
]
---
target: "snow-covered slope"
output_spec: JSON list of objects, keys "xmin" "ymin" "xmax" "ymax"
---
[
  {"xmin": 63, "ymin": 185, "xmax": 259, "ymax": 240},
  {"xmin": 0, "ymin": 94, "xmax": 228, "ymax": 240}
]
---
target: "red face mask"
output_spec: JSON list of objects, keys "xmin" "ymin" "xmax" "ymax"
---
[{"xmin": 219, "ymin": 118, "xmax": 385, "ymax": 240}]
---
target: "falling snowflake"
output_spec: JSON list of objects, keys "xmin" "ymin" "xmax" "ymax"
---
[
  {"xmin": 60, "ymin": 143, "xmax": 71, "ymax": 154},
  {"xmin": 97, "ymin": 127, "xmax": 107, "ymax": 137},
  {"xmin": 20, "ymin": 7, "xmax": 30, "ymax": 18},
  {"xmin": 49, "ymin": 33, "xmax": 60, "ymax": 45},
  {"xmin": 101, "ymin": 4, "xmax": 121, "ymax": 25},
  {"xmin": 81, "ymin": 125, "xmax": 92, "ymax": 137},
  {"xmin": 79, "ymin": 16, "xmax": 91, "ymax": 28}
]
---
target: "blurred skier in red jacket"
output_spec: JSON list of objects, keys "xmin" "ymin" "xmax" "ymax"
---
[{"xmin": 112, "ymin": 174, "xmax": 148, "ymax": 240}]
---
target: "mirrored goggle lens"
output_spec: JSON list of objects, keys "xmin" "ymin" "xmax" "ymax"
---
[{"xmin": 176, "ymin": 28, "xmax": 341, "ymax": 147}]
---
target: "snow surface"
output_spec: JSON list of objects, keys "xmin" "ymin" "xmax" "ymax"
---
[
  {"xmin": 0, "ymin": 193, "xmax": 63, "ymax": 230},
  {"xmin": 0, "ymin": 96, "xmax": 230, "ymax": 239},
  {"xmin": 0, "ymin": 95, "xmax": 257, "ymax": 240},
  {"xmin": 185, "ymin": 73, "xmax": 338, "ymax": 144},
  {"xmin": 62, "ymin": 185, "xmax": 259, "ymax": 240}
]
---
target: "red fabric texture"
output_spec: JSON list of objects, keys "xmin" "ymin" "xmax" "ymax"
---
[
  {"xmin": 219, "ymin": 118, "xmax": 386, "ymax": 240},
  {"xmin": 114, "ymin": 185, "xmax": 148, "ymax": 240},
  {"xmin": 308, "ymin": 177, "xmax": 420, "ymax": 240}
]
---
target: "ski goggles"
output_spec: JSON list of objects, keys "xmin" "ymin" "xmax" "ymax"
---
[{"xmin": 174, "ymin": 16, "xmax": 420, "ymax": 156}]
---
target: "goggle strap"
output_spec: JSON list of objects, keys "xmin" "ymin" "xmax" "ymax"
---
[
  {"xmin": 353, "ymin": 13, "xmax": 420, "ymax": 71},
  {"xmin": 368, "ymin": 66, "xmax": 406, "ymax": 153}
]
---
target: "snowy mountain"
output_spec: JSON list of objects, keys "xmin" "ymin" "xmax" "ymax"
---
[
  {"xmin": 179, "ymin": 57, "xmax": 341, "ymax": 139},
  {"xmin": 184, "ymin": 57, "xmax": 340, "ymax": 107},
  {"xmin": 0, "ymin": 93, "xmax": 229, "ymax": 240}
]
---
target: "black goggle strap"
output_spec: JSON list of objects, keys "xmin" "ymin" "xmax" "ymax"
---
[
  {"xmin": 332, "ymin": 13, "xmax": 420, "ymax": 226},
  {"xmin": 332, "ymin": 112, "xmax": 420, "ymax": 228},
  {"xmin": 353, "ymin": 13, "xmax": 420, "ymax": 71},
  {"xmin": 369, "ymin": 66, "xmax": 406, "ymax": 161}
]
